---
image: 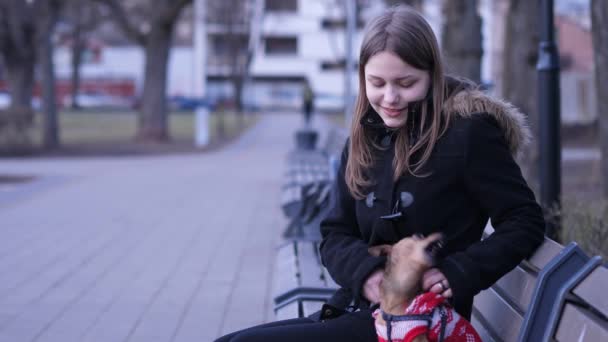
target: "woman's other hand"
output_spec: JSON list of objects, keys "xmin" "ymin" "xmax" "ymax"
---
[
  {"xmin": 363, "ymin": 269, "xmax": 384, "ymax": 303},
  {"xmin": 422, "ymin": 268, "xmax": 452, "ymax": 298}
]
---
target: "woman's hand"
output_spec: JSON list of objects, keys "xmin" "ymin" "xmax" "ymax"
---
[
  {"xmin": 363, "ymin": 269, "xmax": 384, "ymax": 303},
  {"xmin": 422, "ymin": 268, "xmax": 452, "ymax": 298}
]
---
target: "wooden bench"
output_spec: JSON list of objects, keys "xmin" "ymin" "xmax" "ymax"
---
[
  {"xmin": 272, "ymin": 227, "xmax": 607, "ymax": 341},
  {"xmin": 472, "ymin": 227, "xmax": 608, "ymax": 341},
  {"xmin": 280, "ymin": 129, "xmax": 346, "ymax": 240},
  {"xmin": 273, "ymin": 240, "xmax": 339, "ymax": 320}
]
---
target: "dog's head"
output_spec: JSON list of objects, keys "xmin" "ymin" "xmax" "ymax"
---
[
  {"xmin": 379, "ymin": 233, "xmax": 444, "ymax": 307},
  {"xmin": 389, "ymin": 233, "xmax": 443, "ymax": 274}
]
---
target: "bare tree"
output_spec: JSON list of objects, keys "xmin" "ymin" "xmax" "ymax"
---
[
  {"xmin": 37, "ymin": 0, "xmax": 64, "ymax": 149},
  {"xmin": 383, "ymin": 0, "xmax": 423, "ymax": 10},
  {"xmin": 94, "ymin": 0, "xmax": 192, "ymax": 141},
  {"xmin": 502, "ymin": 0, "xmax": 540, "ymax": 191},
  {"xmin": 591, "ymin": 0, "xmax": 608, "ymax": 197},
  {"xmin": 0, "ymin": 0, "xmax": 64, "ymax": 150},
  {"xmin": 208, "ymin": 0, "xmax": 261, "ymax": 133},
  {"xmin": 0, "ymin": 0, "xmax": 36, "ymax": 110},
  {"xmin": 441, "ymin": 0, "xmax": 482, "ymax": 83},
  {"xmin": 63, "ymin": 0, "xmax": 107, "ymax": 110}
]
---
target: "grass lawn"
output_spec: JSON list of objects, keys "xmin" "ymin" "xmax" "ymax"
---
[{"xmin": 27, "ymin": 109, "xmax": 257, "ymax": 149}]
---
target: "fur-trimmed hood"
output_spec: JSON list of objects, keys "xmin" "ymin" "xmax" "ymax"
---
[{"xmin": 444, "ymin": 89, "xmax": 531, "ymax": 156}]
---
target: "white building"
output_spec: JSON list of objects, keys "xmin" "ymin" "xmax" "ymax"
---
[
  {"xmin": 53, "ymin": 0, "xmax": 593, "ymax": 122},
  {"xmin": 202, "ymin": 0, "xmax": 386, "ymax": 110},
  {"xmin": 51, "ymin": 0, "xmax": 499, "ymax": 111},
  {"xmin": 54, "ymin": 0, "xmax": 385, "ymax": 111}
]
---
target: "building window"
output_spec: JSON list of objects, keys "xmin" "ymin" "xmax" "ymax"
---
[
  {"xmin": 321, "ymin": 18, "xmax": 365, "ymax": 29},
  {"xmin": 265, "ymin": 37, "xmax": 298, "ymax": 55},
  {"xmin": 320, "ymin": 59, "xmax": 358, "ymax": 71},
  {"xmin": 211, "ymin": 34, "xmax": 248, "ymax": 56},
  {"xmin": 265, "ymin": 0, "xmax": 297, "ymax": 12},
  {"xmin": 321, "ymin": 60, "xmax": 345, "ymax": 71}
]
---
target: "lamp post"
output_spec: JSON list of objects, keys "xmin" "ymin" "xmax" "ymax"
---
[{"xmin": 537, "ymin": 0, "xmax": 561, "ymax": 239}]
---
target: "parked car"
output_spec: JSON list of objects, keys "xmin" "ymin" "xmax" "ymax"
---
[
  {"xmin": 0, "ymin": 92, "xmax": 9, "ymax": 109},
  {"xmin": 0, "ymin": 92, "xmax": 41, "ymax": 110},
  {"xmin": 62, "ymin": 92, "xmax": 135, "ymax": 109},
  {"xmin": 167, "ymin": 96, "xmax": 216, "ymax": 111}
]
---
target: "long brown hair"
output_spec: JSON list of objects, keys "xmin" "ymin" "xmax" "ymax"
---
[{"xmin": 346, "ymin": 5, "xmax": 457, "ymax": 199}]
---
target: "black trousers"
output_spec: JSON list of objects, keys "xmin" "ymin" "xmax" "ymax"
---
[{"xmin": 214, "ymin": 309, "xmax": 377, "ymax": 342}]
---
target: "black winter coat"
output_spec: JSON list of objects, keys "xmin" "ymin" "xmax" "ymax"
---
[{"xmin": 319, "ymin": 89, "xmax": 546, "ymax": 319}]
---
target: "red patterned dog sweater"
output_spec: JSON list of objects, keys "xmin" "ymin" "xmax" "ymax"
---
[{"xmin": 373, "ymin": 292, "xmax": 482, "ymax": 342}]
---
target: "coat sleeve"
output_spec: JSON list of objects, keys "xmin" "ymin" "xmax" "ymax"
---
[
  {"xmin": 319, "ymin": 140, "xmax": 386, "ymax": 303},
  {"xmin": 438, "ymin": 115, "xmax": 545, "ymax": 307}
]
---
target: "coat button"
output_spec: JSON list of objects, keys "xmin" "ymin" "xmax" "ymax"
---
[
  {"xmin": 400, "ymin": 192, "xmax": 414, "ymax": 208},
  {"xmin": 324, "ymin": 308, "xmax": 333, "ymax": 316}
]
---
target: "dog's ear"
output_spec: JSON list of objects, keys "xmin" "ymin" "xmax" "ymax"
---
[{"xmin": 368, "ymin": 244, "xmax": 393, "ymax": 256}]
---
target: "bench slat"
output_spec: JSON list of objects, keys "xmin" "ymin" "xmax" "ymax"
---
[
  {"xmin": 473, "ymin": 287, "xmax": 523, "ymax": 342},
  {"xmin": 493, "ymin": 265, "xmax": 537, "ymax": 313},
  {"xmin": 555, "ymin": 304, "xmax": 608, "ymax": 341},
  {"xmin": 483, "ymin": 225, "xmax": 563, "ymax": 273},
  {"xmin": 302, "ymin": 301, "xmax": 325, "ymax": 317},
  {"xmin": 572, "ymin": 266, "xmax": 608, "ymax": 318},
  {"xmin": 274, "ymin": 243, "xmax": 299, "ymax": 297},
  {"xmin": 526, "ymin": 238, "xmax": 563, "ymax": 271},
  {"xmin": 296, "ymin": 242, "xmax": 326, "ymax": 288},
  {"xmin": 311, "ymin": 243, "xmax": 339, "ymax": 289},
  {"xmin": 471, "ymin": 315, "xmax": 497, "ymax": 342},
  {"xmin": 276, "ymin": 301, "xmax": 300, "ymax": 321}
]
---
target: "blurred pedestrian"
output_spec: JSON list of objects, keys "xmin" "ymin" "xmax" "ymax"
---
[{"xmin": 302, "ymin": 80, "xmax": 314, "ymax": 126}]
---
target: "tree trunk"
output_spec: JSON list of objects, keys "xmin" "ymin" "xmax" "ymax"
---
[
  {"xmin": 591, "ymin": 0, "xmax": 608, "ymax": 198},
  {"xmin": 0, "ymin": 0, "xmax": 37, "ymax": 154},
  {"xmin": 4, "ymin": 57, "xmax": 35, "ymax": 110},
  {"xmin": 502, "ymin": 0, "xmax": 540, "ymax": 193},
  {"xmin": 1, "ymin": 52, "xmax": 35, "ymax": 154},
  {"xmin": 0, "ymin": 1, "xmax": 36, "ymax": 110},
  {"xmin": 441, "ymin": 0, "xmax": 482, "ymax": 83},
  {"xmin": 70, "ymin": 0, "xmax": 84, "ymax": 110},
  {"xmin": 137, "ymin": 24, "xmax": 173, "ymax": 141},
  {"xmin": 37, "ymin": 1, "xmax": 60, "ymax": 149},
  {"xmin": 70, "ymin": 34, "xmax": 83, "ymax": 109}
]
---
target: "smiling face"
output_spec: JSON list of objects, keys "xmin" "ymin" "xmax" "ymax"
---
[{"xmin": 364, "ymin": 51, "xmax": 431, "ymax": 128}]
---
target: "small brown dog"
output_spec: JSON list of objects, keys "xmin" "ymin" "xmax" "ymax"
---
[{"xmin": 368, "ymin": 234, "xmax": 481, "ymax": 342}]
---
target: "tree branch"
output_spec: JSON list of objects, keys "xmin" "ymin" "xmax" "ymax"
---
[
  {"xmin": 77, "ymin": 5, "xmax": 110, "ymax": 33},
  {"xmin": 161, "ymin": 0, "xmax": 193, "ymax": 25},
  {"xmin": 4, "ymin": 0, "xmax": 34, "ymax": 58},
  {"xmin": 92, "ymin": 0, "xmax": 146, "ymax": 45}
]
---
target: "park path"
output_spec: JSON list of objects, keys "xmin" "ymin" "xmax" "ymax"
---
[{"xmin": 0, "ymin": 112, "xmax": 333, "ymax": 342}]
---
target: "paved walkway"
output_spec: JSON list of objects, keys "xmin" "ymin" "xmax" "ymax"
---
[{"xmin": 0, "ymin": 113, "xmax": 333, "ymax": 342}]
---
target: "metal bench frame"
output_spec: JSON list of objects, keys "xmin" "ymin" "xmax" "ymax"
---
[{"xmin": 472, "ymin": 227, "xmax": 607, "ymax": 342}]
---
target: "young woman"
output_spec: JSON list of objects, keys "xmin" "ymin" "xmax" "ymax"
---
[{"xmin": 216, "ymin": 5, "xmax": 544, "ymax": 341}]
